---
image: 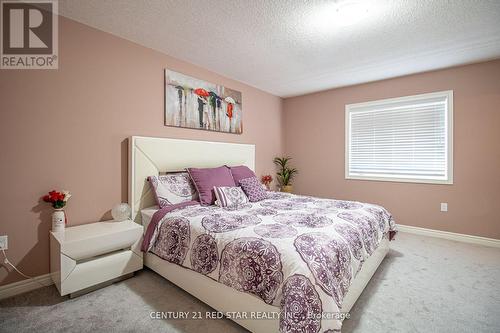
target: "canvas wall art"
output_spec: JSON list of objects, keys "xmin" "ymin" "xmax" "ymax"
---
[{"xmin": 165, "ymin": 70, "xmax": 242, "ymax": 134}]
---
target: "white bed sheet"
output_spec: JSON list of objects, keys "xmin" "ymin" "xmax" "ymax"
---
[{"xmin": 140, "ymin": 206, "xmax": 159, "ymax": 232}]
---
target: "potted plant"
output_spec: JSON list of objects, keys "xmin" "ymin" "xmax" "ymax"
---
[{"xmin": 273, "ymin": 157, "xmax": 298, "ymax": 193}]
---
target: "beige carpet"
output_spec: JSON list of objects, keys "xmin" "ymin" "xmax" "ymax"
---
[{"xmin": 1, "ymin": 232, "xmax": 499, "ymax": 333}]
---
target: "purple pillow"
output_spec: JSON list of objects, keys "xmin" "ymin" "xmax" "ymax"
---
[
  {"xmin": 228, "ymin": 165, "xmax": 256, "ymax": 184},
  {"xmin": 239, "ymin": 177, "xmax": 268, "ymax": 202},
  {"xmin": 187, "ymin": 166, "xmax": 236, "ymax": 205}
]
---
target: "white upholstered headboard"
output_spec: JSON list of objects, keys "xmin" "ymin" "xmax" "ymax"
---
[{"xmin": 128, "ymin": 136, "xmax": 255, "ymax": 224}]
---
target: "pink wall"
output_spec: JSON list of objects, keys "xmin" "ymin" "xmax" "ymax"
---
[
  {"xmin": 0, "ymin": 17, "xmax": 283, "ymax": 286},
  {"xmin": 1, "ymin": 16, "xmax": 498, "ymax": 288},
  {"xmin": 283, "ymin": 60, "xmax": 500, "ymax": 239}
]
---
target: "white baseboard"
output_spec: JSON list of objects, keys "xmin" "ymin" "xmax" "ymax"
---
[
  {"xmin": 0, "ymin": 273, "xmax": 53, "ymax": 301},
  {"xmin": 397, "ymin": 224, "xmax": 500, "ymax": 248}
]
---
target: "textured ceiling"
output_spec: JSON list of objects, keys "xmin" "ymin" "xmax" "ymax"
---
[{"xmin": 59, "ymin": 0, "xmax": 500, "ymax": 97}]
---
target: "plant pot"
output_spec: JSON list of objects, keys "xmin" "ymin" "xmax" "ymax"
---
[
  {"xmin": 281, "ymin": 185, "xmax": 293, "ymax": 193},
  {"xmin": 52, "ymin": 209, "xmax": 65, "ymax": 233}
]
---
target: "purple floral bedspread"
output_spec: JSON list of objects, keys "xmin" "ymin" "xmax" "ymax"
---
[{"xmin": 143, "ymin": 192, "xmax": 396, "ymax": 332}]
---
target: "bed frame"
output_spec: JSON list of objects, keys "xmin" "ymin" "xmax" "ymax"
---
[{"xmin": 129, "ymin": 135, "xmax": 389, "ymax": 333}]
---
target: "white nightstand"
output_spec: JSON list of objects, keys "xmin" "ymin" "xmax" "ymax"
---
[{"xmin": 50, "ymin": 220, "xmax": 143, "ymax": 297}]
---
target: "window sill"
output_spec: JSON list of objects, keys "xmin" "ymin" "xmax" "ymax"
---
[{"xmin": 345, "ymin": 175, "xmax": 453, "ymax": 185}]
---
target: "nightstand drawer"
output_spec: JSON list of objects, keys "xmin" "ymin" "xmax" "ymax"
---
[
  {"xmin": 52, "ymin": 221, "xmax": 143, "ymax": 260},
  {"xmin": 60, "ymin": 249, "xmax": 142, "ymax": 295}
]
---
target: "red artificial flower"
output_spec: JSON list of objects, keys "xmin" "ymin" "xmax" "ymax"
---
[
  {"xmin": 42, "ymin": 189, "xmax": 70, "ymax": 209},
  {"xmin": 226, "ymin": 103, "xmax": 233, "ymax": 119},
  {"xmin": 45, "ymin": 190, "xmax": 64, "ymax": 203},
  {"xmin": 261, "ymin": 175, "xmax": 273, "ymax": 185},
  {"xmin": 48, "ymin": 190, "xmax": 64, "ymax": 202}
]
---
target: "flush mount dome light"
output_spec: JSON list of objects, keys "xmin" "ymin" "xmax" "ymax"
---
[{"xmin": 311, "ymin": 0, "xmax": 371, "ymax": 29}]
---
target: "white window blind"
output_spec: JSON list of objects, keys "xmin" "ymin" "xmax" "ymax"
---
[{"xmin": 346, "ymin": 91, "xmax": 453, "ymax": 184}]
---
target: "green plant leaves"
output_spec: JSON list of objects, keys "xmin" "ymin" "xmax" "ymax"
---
[
  {"xmin": 273, "ymin": 156, "xmax": 298, "ymax": 186},
  {"xmin": 53, "ymin": 200, "xmax": 66, "ymax": 209}
]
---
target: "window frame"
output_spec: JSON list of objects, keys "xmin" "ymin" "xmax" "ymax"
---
[{"xmin": 345, "ymin": 90, "xmax": 454, "ymax": 185}]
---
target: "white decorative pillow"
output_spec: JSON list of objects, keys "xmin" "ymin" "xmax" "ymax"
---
[
  {"xmin": 148, "ymin": 173, "xmax": 198, "ymax": 208},
  {"xmin": 213, "ymin": 186, "xmax": 249, "ymax": 208}
]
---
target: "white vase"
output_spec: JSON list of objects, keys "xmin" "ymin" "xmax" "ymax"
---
[{"xmin": 52, "ymin": 209, "xmax": 65, "ymax": 233}]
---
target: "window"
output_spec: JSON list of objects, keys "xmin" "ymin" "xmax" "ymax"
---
[{"xmin": 345, "ymin": 91, "xmax": 453, "ymax": 184}]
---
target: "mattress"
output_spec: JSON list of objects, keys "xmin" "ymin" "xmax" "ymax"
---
[{"xmin": 143, "ymin": 192, "xmax": 396, "ymax": 332}]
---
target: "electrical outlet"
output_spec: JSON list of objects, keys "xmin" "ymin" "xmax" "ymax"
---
[
  {"xmin": 0, "ymin": 235, "xmax": 7, "ymax": 250},
  {"xmin": 440, "ymin": 203, "xmax": 448, "ymax": 212}
]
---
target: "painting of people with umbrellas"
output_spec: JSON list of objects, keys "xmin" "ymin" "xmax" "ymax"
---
[{"xmin": 165, "ymin": 69, "xmax": 242, "ymax": 134}]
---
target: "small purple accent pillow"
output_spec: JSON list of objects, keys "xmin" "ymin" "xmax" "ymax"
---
[
  {"xmin": 228, "ymin": 165, "xmax": 256, "ymax": 184},
  {"xmin": 187, "ymin": 166, "xmax": 236, "ymax": 205},
  {"xmin": 239, "ymin": 176, "xmax": 268, "ymax": 202},
  {"xmin": 213, "ymin": 186, "xmax": 249, "ymax": 207}
]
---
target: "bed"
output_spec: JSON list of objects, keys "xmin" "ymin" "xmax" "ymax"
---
[{"xmin": 129, "ymin": 136, "xmax": 395, "ymax": 333}]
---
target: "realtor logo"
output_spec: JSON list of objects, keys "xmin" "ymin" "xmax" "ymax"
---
[{"xmin": 1, "ymin": 0, "xmax": 58, "ymax": 69}]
